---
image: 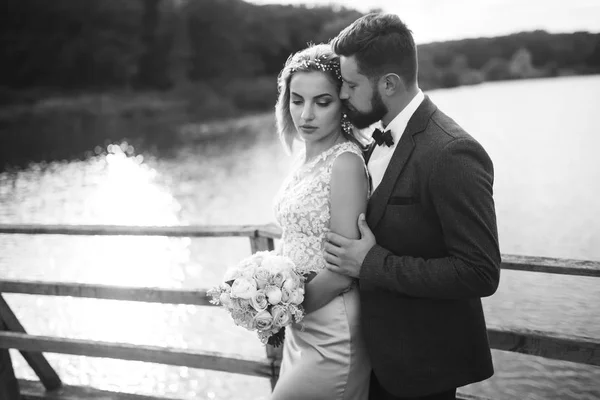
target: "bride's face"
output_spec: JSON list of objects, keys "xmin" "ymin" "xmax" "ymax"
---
[{"xmin": 289, "ymin": 71, "xmax": 343, "ymax": 144}]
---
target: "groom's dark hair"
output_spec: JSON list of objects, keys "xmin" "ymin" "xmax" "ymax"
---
[{"xmin": 331, "ymin": 13, "xmax": 418, "ymax": 86}]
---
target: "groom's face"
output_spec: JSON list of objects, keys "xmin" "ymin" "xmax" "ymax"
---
[{"xmin": 339, "ymin": 55, "xmax": 388, "ymax": 129}]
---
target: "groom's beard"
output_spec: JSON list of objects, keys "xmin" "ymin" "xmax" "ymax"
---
[{"xmin": 343, "ymin": 90, "xmax": 388, "ymax": 130}]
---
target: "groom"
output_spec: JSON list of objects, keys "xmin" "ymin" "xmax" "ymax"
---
[{"xmin": 325, "ymin": 13, "xmax": 501, "ymax": 400}]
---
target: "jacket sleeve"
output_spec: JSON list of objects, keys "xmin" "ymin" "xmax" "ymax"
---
[{"xmin": 359, "ymin": 138, "xmax": 501, "ymax": 299}]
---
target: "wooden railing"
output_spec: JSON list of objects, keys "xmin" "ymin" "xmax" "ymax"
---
[{"xmin": 0, "ymin": 224, "xmax": 598, "ymax": 400}]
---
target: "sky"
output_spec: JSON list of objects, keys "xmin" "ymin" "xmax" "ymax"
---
[{"xmin": 246, "ymin": 0, "xmax": 600, "ymax": 44}]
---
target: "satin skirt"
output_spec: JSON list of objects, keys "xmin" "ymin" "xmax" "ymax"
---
[{"xmin": 271, "ymin": 285, "xmax": 371, "ymax": 400}]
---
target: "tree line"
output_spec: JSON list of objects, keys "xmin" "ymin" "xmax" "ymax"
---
[
  {"xmin": 1, "ymin": 0, "xmax": 599, "ymax": 98},
  {"xmin": 0, "ymin": 0, "xmax": 364, "ymax": 91},
  {"xmin": 419, "ymin": 31, "xmax": 600, "ymax": 89}
]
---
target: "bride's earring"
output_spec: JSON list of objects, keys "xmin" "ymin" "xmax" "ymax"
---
[{"xmin": 341, "ymin": 113, "xmax": 353, "ymax": 135}]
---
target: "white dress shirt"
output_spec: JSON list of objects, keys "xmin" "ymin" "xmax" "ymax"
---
[{"xmin": 368, "ymin": 90, "xmax": 425, "ymax": 192}]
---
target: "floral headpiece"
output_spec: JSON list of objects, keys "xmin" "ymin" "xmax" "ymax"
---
[{"xmin": 289, "ymin": 54, "xmax": 342, "ymax": 81}]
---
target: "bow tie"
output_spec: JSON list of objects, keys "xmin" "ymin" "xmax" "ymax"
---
[{"xmin": 372, "ymin": 128, "xmax": 394, "ymax": 147}]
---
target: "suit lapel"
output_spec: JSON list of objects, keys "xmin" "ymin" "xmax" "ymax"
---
[
  {"xmin": 362, "ymin": 142, "xmax": 376, "ymax": 193},
  {"xmin": 363, "ymin": 142, "xmax": 376, "ymax": 164},
  {"xmin": 366, "ymin": 96, "xmax": 438, "ymax": 230}
]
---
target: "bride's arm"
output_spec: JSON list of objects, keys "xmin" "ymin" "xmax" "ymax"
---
[{"xmin": 302, "ymin": 152, "xmax": 369, "ymax": 314}]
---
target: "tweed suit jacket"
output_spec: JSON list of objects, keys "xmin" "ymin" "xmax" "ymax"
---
[{"xmin": 359, "ymin": 96, "xmax": 501, "ymax": 397}]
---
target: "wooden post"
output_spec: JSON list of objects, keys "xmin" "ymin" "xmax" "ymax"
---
[
  {"xmin": 0, "ymin": 318, "xmax": 21, "ymax": 399},
  {"xmin": 249, "ymin": 236, "xmax": 274, "ymax": 254},
  {"xmin": 0, "ymin": 294, "xmax": 62, "ymax": 391},
  {"xmin": 248, "ymin": 234, "xmax": 283, "ymax": 390}
]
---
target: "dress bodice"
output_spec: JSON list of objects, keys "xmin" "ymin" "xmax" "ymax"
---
[{"xmin": 273, "ymin": 141, "xmax": 366, "ymax": 275}]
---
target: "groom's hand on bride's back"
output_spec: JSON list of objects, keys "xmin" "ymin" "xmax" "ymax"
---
[{"xmin": 324, "ymin": 213, "xmax": 376, "ymax": 278}]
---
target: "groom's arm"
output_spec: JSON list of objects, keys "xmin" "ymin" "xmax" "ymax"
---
[{"xmin": 360, "ymin": 138, "xmax": 501, "ymax": 299}]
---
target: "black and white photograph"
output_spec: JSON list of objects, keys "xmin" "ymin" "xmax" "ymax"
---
[{"xmin": 0, "ymin": 1, "xmax": 598, "ymax": 399}]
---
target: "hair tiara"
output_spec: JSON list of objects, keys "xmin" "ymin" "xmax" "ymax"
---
[{"xmin": 289, "ymin": 54, "xmax": 342, "ymax": 80}]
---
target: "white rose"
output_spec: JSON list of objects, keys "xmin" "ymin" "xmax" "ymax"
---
[
  {"xmin": 251, "ymin": 290, "xmax": 268, "ymax": 311},
  {"xmin": 282, "ymin": 276, "xmax": 301, "ymax": 292},
  {"xmin": 219, "ymin": 292, "xmax": 232, "ymax": 307},
  {"xmin": 271, "ymin": 305, "xmax": 292, "ymax": 328},
  {"xmin": 264, "ymin": 285, "xmax": 283, "ymax": 305},
  {"xmin": 223, "ymin": 267, "xmax": 241, "ymax": 282},
  {"xmin": 269, "ymin": 271, "xmax": 287, "ymax": 287},
  {"xmin": 260, "ymin": 255, "xmax": 282, "ymax": 274},
  {"xmin": 290, "ymin": 287, "xmax": 304, "ymax": 305},
  {"xmin": 230, "ymin": 278, "xmax": 257, "ymax": 299},
  {"xmin": 253, "ymin": 267, "xmax": 270, "ymax": 289},
  {"xmin": 250, "ymin": 252, "xmax": 267, "ymax": 266},
  {"xmin": 241, "ymin": 266, "xmax": 256, "ymax": 280},
  {"xmin": 280, "ymin": 287, "xmax": 292, "ymax": 304},
  {"xmin": 253, "ymin": 310, "xmax": 274, "ymax": 331}
]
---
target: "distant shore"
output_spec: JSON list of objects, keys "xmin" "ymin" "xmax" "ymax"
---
[{"xmin": 1, "ymin": 73, "xmax": 598, "ymax": 170}]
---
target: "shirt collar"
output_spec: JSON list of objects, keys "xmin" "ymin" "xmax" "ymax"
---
[{"xmin": 381, "ymin": 89, "xmax": 425, "ymax": 143}]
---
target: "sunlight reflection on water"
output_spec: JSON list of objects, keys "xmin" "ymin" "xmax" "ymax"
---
[{"xmin": 1, "ymin": 145, "xmax": 210, "ymax": 396}]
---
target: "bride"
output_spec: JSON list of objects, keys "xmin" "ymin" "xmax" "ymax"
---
[{"xmin": 270, "ymin": 43, "xmax": 371, "ymax": 400}]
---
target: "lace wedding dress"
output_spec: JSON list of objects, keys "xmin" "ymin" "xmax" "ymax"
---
[{"xmin": 271, "ymin": 141, "xmax": 371, "ymax": 400}]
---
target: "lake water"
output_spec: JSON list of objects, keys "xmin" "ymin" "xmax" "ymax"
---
[{"xmin": 1, "ymin": 75, "xmax": 599, "ymax": 400}]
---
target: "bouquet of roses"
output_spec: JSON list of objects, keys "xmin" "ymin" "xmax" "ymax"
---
[{"xmin": 207, "ymin": 250, "xmax": 305, "ymax": 347}]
